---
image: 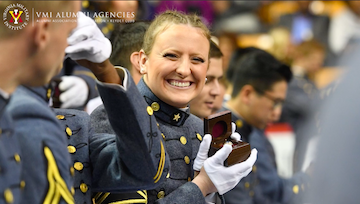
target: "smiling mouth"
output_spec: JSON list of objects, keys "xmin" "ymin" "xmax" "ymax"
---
[{"xmin": 167, "ymin": 80, "xmax": 192, "ymax": 88}]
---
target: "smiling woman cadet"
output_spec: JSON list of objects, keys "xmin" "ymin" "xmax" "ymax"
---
[{"xmin": 90, "ymin": 10, "xmax": 257, "ymax": 204}]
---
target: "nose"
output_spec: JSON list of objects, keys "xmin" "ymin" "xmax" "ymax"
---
[
  {"xmin": 270, "ymin": 105, "xmax": 282, "ymax": 123},
  {"xmin": 209, "ymin": 79, "xmax": 221, "ymax": 97},
  {"xmin": 176, "ymin": 58, "xmax": 191, "ymax": 78}
]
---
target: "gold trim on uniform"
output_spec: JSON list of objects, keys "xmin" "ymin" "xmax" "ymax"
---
[
  {"xmin": 147, "ymin": 106, "xmax": 153, "ymax": 116},
  {"xmin": 161, "ymin": 133, "xmax": 165, "ymax": 140},
  {"xmin": 166, "ymin": 173, "xmax": 170, "ymax": 178},
  {"xmin": 43, "ymin": 146, "xmax": 74, "ymax": 204},
  {"xmin": 153, "ymin": 141, "xmax": 165, "ymax": 183},
  {"xmin": 71, "ymin": 187, "xmax": 75, "ymax": 195},
  {"xmin": 151, "ymin": 102, "xmax": 160, "ymax": 111},
  {"xmin": 180, "ymin": 136, "xmax": 187, "ymax": 145}
]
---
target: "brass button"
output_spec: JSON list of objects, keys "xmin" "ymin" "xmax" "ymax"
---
[
  {"xmin": 252, "ymin": 165, "xmax": 257, "ymax": 172},
  {"xmin": 249, "ymin": 191, "xmax": 254, "ymax": 197},
  {"xmin": 56, "ymin": 115, "xmax": 65, "ymax": 120},
  {"xmin": 14, "ymin": 154, "xmax": 21, "ymax": 163},
  {"xmin": 82, "ymin": 1, "xmax": 89, "ymax": 8},
  {"xmin": 180, "ymin": 136, "xmax": 187, "ymax": 145},
  {"xmin": 151, "ymin": 102, "xmax": 160, "ymax": 111},
  {"xmin": 161, "ymin": 133, "xmax": 165, "ymax": 140},
  {"xmin": 4, "ymin": 188, "xmax": 13, "ymax": 204},
  {"xmin": 188, "ymin": 177, "xmax": 191, "ymax": 181},
  {"xmin": 244, "ymin": 182, "xmax": 250, "ymax": 188},
  {"xmin": 67, "ymin": 146, "xmax": 76, "ymax": 154},
  {"xmin": 107, "ymin": 23, "xmax": 114, "ymax": 31},
  {"xmin": 80, "ymin": 183, "xmax": 88, "ymax": 193},
  {"xmin": 71, "ymin": 187, "xmax": 75, "ymax": 195},
  {"xmin": 293, "ymin": 185, "xmax": 299, "ymax": 194},
  {"xmin": 196, "ymin": 133, "xmax": 202, "ymax": 141},
  {"xmin": 74, "ymin": 162, "xmax": 84, "ymax": 171},
  {"xmin": 184, "ymin": 156, "xmax": 190, "ymax": 164},
  {"xmin": 157, "ymin": 190, "xmax": 165, "ymax": 199},
  {"xmin": 47, "ymin": 88, "xmax": 51, "ymax": 99},
  {"xmin": 20, "ymin": 180, "xmax": 26, "ymax": 189},
  {"xmin": 70, "ymin": 167, "xmax": 75, "ymax": 176},
  {"xmin": 157, "ymin": 123, "xmax": 160, "ymax": 127},
  {"xmin": 102, "ymin": 27, "xmax": 109, "ymax": 35},
  {"xmin": 166, "ymin": 173, "xmax": 170, "ymax": 178},
  {"xmin": 236, "ymin": 120, "xmax": 243, "ymax": 128},
  {"xmin": 147, "ymin": 106, "xmax": 153, "ymax": 116},
  {"xmin": 66, "ymin": 127, "xmax": 72, "ymax": 136}
]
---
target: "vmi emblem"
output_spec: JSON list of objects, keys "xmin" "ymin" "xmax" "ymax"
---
[{"xmin": 3, "ymin": 3, "xmax": 29, "ymax": 30}]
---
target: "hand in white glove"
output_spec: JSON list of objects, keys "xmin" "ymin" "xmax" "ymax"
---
[
  {"xmin": 193, "ymin": 123, "xmax": 242, "ymax": 172},
  {"xmin": 204, "ymin": 143, "xmax": 257, "ymax": 195},
  {"xmin": 193, "ymin": 134, "xmax": 212, "ymax": 172},
  {"xmin": 58, "ymin": 76, "xmax": 89, "ymax": 108},
  {"xmin": 65, "ymin": 12, "xmax": 111, "ymax": 63}
]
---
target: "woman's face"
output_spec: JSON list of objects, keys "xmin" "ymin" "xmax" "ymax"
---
[{"xmin": 140, "ymin": 24, "xmax": 209, "ymax": 108}]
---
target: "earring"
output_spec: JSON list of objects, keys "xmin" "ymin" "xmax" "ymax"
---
[{"xmin": 140, "ymin": 68, "xmax": 145, "ymax": 74}]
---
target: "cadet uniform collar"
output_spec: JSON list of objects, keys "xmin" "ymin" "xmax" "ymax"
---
[
  {"xmin": 137, "ymin": 78, "xmax": 190, "ymax": 127},
  {"xmin": 0, "ymin": 94, "xmax": 10, "ymax": 118},
  {"xmin": 24, "ymin": 85, "xmax": 53, "ymax": 104}
]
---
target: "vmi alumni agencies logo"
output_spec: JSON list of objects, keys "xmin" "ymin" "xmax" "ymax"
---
[{"xmin": 3, "ymin": 3, "xmax": 29, "ymax": 30}]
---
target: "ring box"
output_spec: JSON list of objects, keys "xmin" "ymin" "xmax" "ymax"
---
[{"xmin": 204, "ymin": 110, "xmax": 251, "ymax": 166}]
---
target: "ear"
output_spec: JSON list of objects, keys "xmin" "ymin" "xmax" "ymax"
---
[
  {"xmin": 240, "ymin": 84, "xmax": 255, "ymax": 105},
  {"xmin": 138, "ymin": 49, "xmax": 148, "ymax": 75},
  {"xmin": 33, "ymin": 19, "xmax": 50, "ymax": 52},
  {"xmin": 130, "ymin": 51, "xmax": 141, "ymax": 74}
]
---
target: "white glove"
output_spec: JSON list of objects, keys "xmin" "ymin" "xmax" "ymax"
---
[
  {"xmin": 65, "ymin": 12, "xmax": 111, "ymax": 63},
  {"xmin": 59, "ymin": 76, "xmax": 89, "ymax": 108},
  {"xmin": 193, "ymin": 123, "xmax": 242, "ymax": 172},
  {"xmin": 193, "ymin": 134, "xmax": 212, "ymax": 172},
  {"xmin": 204, "ymin": 144, "xmax": 258, "ymax": 195}
]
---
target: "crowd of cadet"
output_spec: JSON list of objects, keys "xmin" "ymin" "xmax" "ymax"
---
[{"xmin": 1, "ymin": 1, "xmax": 360, "ymax": 204}]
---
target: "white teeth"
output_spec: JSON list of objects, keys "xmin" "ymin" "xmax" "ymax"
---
[{"xmin": 170, "ymin": 81, "xmax": 191, "ymax": 87}]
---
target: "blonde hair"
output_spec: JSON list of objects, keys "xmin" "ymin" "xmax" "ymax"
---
[
  {"xmin": 0, "ymin": 1, "xmax": 73, "ymax": 38},
  {"xmin": 142, "ymin": 10, "xmax": 211, "ymax": 55}
]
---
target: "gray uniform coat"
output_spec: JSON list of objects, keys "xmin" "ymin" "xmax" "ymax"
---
[{"xmin": 90, "ymin": 78, "xmax": 206, "ymax": 204}]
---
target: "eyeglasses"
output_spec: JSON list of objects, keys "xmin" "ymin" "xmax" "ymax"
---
[{"xmin": 254, "ymin": 87, "xmax": 284, "ymax": 109}]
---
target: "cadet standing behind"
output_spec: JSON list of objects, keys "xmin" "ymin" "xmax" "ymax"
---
[{"xmin": 0, "ymin": 1, "xmax": 81, "ymax": 203}]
